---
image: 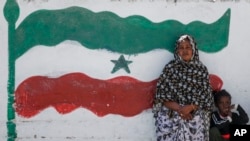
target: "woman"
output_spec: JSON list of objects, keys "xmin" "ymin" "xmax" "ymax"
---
[{"xmin": 153, "ymin": 34, "xmax": 214, "ymax": 141}]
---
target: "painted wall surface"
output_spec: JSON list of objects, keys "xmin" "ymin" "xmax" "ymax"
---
[{"xmin": 0, "ymin": 0, "xmax": 250, "ymax": 141}]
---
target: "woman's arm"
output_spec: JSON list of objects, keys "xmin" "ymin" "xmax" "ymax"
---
[
  {"xmin": 164, "ymin": 101, "xmax": 196, "ymax": 120},
  {"xmin": 164, "ymin": 101, "xmax": 182, "ymax": 112}
]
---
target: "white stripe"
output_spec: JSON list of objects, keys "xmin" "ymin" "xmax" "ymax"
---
[
  {"xmin": 16, "ymin": 108, "xmax": 155, "ymax": 141},
  {"xmin": 212, "ymin": 112, "xmax": 228, "ymax": 125},
  {"xmin": 15, "ymin": 40, "xmax": 172, "ymax": 87}
]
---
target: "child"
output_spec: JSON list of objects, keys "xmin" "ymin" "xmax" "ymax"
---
[{"xmin": 209, "ymin": 89, "xmax": 249, "ymax": 141}]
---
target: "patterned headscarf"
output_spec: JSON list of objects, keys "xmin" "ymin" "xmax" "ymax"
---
[{"xmin": 153, "ymin": 34, "xmax": 213, "ymax": 116}]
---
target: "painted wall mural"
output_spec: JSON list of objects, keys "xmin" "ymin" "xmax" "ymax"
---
[{"xmin": 4, "ymin": 0, "xmax": 230, "ymax": 140}]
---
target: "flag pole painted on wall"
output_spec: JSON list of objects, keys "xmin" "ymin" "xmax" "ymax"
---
[
  {"xmin": 4, "ymin": 0, "xmax": 19, "ymax": 140},
  {"xmin": 4, "ymin": 0, "xmax": 231, "ymax": 140}
]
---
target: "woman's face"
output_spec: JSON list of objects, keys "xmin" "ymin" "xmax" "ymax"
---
[
  {"xmin": 217, "ymin": 96, "xmax": 231, "ymax": 117},
  {"xmin": 177, "ymin": 40, "xmax": 193, "ymax": 62}
]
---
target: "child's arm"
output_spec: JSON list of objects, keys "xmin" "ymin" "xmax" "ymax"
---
[{"xmin": 231, "ymin": 104, "xmax": 249, "ymax": 124}]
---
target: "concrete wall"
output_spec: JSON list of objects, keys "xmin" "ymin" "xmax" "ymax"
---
[{"xmin": 1, "ymin": 0, "xmax": 250, "ymax": 141}]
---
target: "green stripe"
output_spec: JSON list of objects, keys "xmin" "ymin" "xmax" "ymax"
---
[{"xmin": 14, "ymin": 7, "xmax": 230, "ymax": 60}]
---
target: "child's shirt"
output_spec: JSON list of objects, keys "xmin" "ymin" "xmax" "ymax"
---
[{"xmin": 210, "ymin": 104, "xmax": 249, "ymax": 136}]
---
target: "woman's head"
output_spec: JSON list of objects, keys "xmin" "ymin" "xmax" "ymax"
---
[
  {"xmin": 174, "ymin": 34, "xmax": 198, "ymax": 62},
  {"xmin": 214, "ymin": 89, "xmax": 232, "ymax": 117}
]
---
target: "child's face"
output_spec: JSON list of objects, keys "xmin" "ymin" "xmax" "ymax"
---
[{"xmin": 217, "ymin": 96, "xmax": 231, "ymax": 117}]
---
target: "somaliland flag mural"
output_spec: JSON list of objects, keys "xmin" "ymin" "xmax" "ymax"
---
[{"xmin": 4, "ymin": 0, "xmax": 230, "ymax": 140}]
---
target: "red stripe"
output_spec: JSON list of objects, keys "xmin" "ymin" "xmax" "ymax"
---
[{"xmin": 15, "ymin": 73, "xmax": 157, "ymax": 118}]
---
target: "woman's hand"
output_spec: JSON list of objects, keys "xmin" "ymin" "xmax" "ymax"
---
[
  {"xmin": 178, "ymin": 105, "xmax": 195, "ymax": 120},
  {"xmin": 180, "ymin": 113, "xmax": 193, "ymax": 120},
  {"xmin": 164, "ymin": 101, "xmax": 196, "ymax": 120}
]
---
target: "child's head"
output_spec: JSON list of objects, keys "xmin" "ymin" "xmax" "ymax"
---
[{"xmin": 214, "ymin": 89, "xmax": 232, "ymax": 117}]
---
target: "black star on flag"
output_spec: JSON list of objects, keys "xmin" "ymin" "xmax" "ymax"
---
[{"xmin": 111, "ymin": 55, "xmax": 132, "ymax": 73}]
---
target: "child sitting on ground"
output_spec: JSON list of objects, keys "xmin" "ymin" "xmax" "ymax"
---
[{"xmin": 209, "ymin": 89, "xmax": 249, "ymax": 141}]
